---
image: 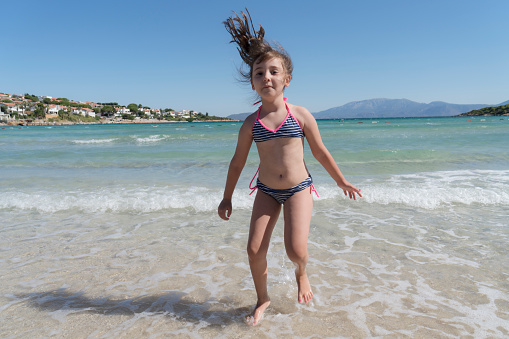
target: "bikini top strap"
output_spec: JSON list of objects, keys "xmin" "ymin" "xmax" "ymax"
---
[
  {"xmin": 286, "ymin": 103, "xmax": 303, "ymax": 131},
  {"xmin": 252, "ymin": 106, "xmax": 262, "ymax": 129}
]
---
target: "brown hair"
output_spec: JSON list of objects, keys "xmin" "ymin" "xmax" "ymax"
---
[{"xmin": 224, "ymin": 9, "xmax": 293, "ymax": 84}]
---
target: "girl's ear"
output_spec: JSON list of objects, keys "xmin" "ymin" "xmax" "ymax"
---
[
  {"xmin": 251, "ymin": 79, "xmax": 255, "ymax": 91},
  {"xmin": 285, "ymin": 75, "xmax": 292, "ymax": 87}
]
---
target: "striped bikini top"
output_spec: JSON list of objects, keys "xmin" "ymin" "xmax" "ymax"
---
[{"xmin": 252, "ymin": 104, "xmax": 304, "ymax": 143}]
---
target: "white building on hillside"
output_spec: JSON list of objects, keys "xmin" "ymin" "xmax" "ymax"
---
[{"xmin": 116, "ymin": 107, "xmax": 131, "ymax": 114}]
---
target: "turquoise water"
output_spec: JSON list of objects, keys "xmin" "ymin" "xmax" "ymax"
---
[{"xmin": 1, "ymin": 117, "xmax": 508, "ymax": 337}]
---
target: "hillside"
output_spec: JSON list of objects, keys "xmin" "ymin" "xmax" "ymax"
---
[
  {"xmin": 227, "ymin": 112, "xmax": 253, "ymax": 121},
  {"xmin": 458, "ymin": 104, "xmax": 509, "ymax": 116}
]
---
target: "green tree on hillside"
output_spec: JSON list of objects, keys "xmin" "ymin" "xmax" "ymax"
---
[
  {"xmin": 33, "ymin": 103, "xmax": 46, "ymax": 119},
  {"xmin": 56, "ymin": 98, "xmax": 70, "ymax": 106},
  {"xmin": 127, "ymin": 103, "xmax": 139, "ymax": 113},
  {"xmin": 122, "ymin": 113, "xmax": 135, "ymax": 120},
  {"xmin": 58, "ymin": 109, "xmax": 69, "ymax": 120},
  {"xmin": 461, "ymin": 104, "xmax": 509, "ymax": 116},
  {"xmin": 24, "ymin": 93, "xmax": 39, "ymax": 102},
  {"xmin": 101, "ymin": 105, "xmax": 116, "ymax": 117}
]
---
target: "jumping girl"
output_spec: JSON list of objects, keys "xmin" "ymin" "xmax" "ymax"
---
[{"xmin": 218, "ymin": 10, "xmax": 362, "ymax": 325}]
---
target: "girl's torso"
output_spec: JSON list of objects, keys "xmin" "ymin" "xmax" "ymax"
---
[{"xmin": 251, "ymin": 104, "xmax": 310, "ymax": 189}]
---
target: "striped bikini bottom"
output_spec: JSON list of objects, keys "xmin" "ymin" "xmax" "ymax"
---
[{"xmin": 255, "ymin": 176, "xmax": 316, "ymax": 204}]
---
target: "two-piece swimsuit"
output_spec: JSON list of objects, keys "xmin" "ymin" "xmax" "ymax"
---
[{"xmin": 249, "ymin": 103, "xmax": 318, "ymax": 204}]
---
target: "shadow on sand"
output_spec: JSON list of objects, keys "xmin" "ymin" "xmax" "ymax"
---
[{"xmin": 16, "ymin": 288, "xmax": 250, "ymax": 327}]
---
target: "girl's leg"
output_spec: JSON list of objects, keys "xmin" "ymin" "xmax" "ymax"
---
[
  {"xmin": 246, "ymin": 190, "xmax": 281, "ymax": 325},
  {"xmin": 283, "ymin": 188, "xmax": 314, "ymax": 303}
]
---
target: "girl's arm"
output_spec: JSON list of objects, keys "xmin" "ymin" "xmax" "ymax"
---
[
  {"xmin": 297, "ymin": 107, "xmax": 362, "ymax": 200},
  {"xmin": 218, "ymin": 117, "xmax": 254, "ymax": 220}
]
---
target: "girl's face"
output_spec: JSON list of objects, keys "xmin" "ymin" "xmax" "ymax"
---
[{"xmin": 251, "ymin": 57, "xmax": 291, "ymax": 99}]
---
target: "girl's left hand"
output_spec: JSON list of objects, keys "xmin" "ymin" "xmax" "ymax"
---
[{"xmin": 338, "ymin": 182, "xmax": 362, "ymax": 200}]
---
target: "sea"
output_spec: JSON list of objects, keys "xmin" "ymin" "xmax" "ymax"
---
[{"xmin": 1, "ymin": 116, "xmax": 508, "ymax": 338}]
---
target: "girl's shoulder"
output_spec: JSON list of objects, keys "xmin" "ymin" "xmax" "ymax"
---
[
  {"xmin": 243, "ymin": 111, "xmax": 258, "ymax": 126},
  {"xmin": 287, "ymin": 103, "xmax": 312, "ymax": 118},
  {"xmin": 287, "ymin": 103, "xmax": 316, "ymax": 127},
  {"xmin": 238, "ymin": 111, "xmax": 258, "ymax": 135}
]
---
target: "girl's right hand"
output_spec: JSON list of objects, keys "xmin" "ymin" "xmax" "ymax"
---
[{"xmin": 218, "ymin": 198, "xmax": 233, "ymax": 220}]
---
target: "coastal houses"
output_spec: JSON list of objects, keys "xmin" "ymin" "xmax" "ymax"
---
[
  {"xmin": 47, "ymin": 105, "xmax": 61, "ymax": 115},
  {"xmin": 1, "ymin": 91, "xmax": 208, "ymax": 123},
  {"xmin": 0, "ymin": 102, "xmax": 21, "ymax": 114},
  {"xmin": 116, "ymin": 107, "xmax": 131, "ymax": 114},
  {"xmin": 82, "ymin": 108, "xmax": 95, "ymax": 117},
  {"xmin": 72, "ymin": 107, "xmax": 95, "ymax": 117},
  {"xmin": 0, "ymin": 109, "xmax": 10, "ymax": 120}
]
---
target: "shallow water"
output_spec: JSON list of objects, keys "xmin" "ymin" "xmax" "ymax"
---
[{"xmin": 1, "ymin": 117, "xmax": 508, "ymax": 338}]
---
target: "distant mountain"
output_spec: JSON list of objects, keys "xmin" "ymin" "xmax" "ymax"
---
[
  {"xmin": 226, "ymin": 98, "xmax": 506, "ymax": 120},
  {"xmin": 312, "ymin": 98, "xmax": 491, "ymax": 119},
  {"xmin": 498, "ymin": 100, "xmax": 509, "ymax": 106},
  {"xmin": 227, "ymin": 112, "xmax": 252, "ymax": 121}
]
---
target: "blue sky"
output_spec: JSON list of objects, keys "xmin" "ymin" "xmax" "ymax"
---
[{"xmin": 2, "ymin": 0, "xmax": 508, "ymax": 116}]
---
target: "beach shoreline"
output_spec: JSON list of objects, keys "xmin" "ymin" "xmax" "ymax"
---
[{"xmin": 0, "ymin": 118, "xmax": 236, "ymax": 127}]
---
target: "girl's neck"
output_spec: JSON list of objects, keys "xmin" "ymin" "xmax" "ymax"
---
[{"xmin": 259, "ymin": 95, "xmax": 286, "ymax": 113}]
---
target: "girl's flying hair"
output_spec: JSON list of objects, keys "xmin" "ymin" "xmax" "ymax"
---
[{"xmin": 224, "ymin": 9, "xmax": 293, "ymax": 83}]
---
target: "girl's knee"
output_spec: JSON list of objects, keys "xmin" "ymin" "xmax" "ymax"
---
[
  {"xmin": 247, "ymin": 244, "xmax": 267, "ymax": 262},
  {"xmin": 285, "ymin": 246, "xmax": 308, "ymax": 264}
]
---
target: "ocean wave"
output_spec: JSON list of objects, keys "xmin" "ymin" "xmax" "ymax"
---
[
  {"xmin": 69, "ymin": 135, "xmax": 177, "ymax": 146},
  {"xmin": 0, "ymin": 186, "xmax": 252, "ymax": 214},
  {"xmin": 1, "ymin": 170, "xmax": 508, "ymax": 213},
  {"xmin": 71, "ymin": 138, "xmax": 117, "ymax": 144},
  {"xmin": 132, "ymin": 134, "xmax": 170, "ymax": 143},
  {"xmin": 357, "ymin": 169, "xmax": 509, "ymax": 209},
  {"xmin": 360, "ymin": 185, "xmax": 508, "ymax": 209},
  {"xmin": 313, "ymin": 169, "xmax": 509, "ymax": 209}
]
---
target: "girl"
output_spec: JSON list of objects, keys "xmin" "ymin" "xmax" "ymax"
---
[{"xmin": 218, "ymin": 10, "xmax": 362, "ymax": 325}]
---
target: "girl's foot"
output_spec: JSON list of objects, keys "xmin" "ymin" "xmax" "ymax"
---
[
  {"xmin": 296, "ymin": 269, "xmax": 313, "ymax": 303},
  {"xmin": 245, "ymin": 300, "xmax": 270, "ymax": 326}
]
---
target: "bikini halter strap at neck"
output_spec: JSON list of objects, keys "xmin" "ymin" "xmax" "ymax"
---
[{"xmin": 253, "ymin": 97, "xmax": 287, "ymax": 106}]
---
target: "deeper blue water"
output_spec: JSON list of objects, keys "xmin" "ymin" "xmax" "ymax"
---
[{"xmin": 1, "ymin": 116, "xmax": 508, "ymax": 337}]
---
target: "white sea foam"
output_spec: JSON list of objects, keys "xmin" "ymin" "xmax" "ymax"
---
[
  {"xmin": 317, "ymin": 169, "xmax": 509, "ymax": 209},
  {"xmin": 133, "ymin": 134, "xmax": 170, "ymax": 143},
  {"xmin": 0, "ymin": 186, "xmax": 238, "ymax": 213},
  {"xmin": 1, "ymin": 170, "xmax": 508, "ymax": 213},
  {"xmin": 71, "ymin": 138, "xmax": 117, "ymax": 144}
]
